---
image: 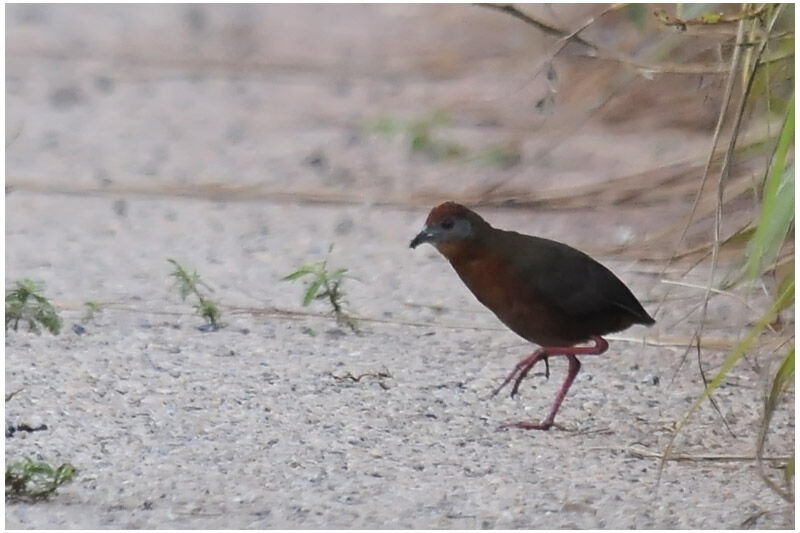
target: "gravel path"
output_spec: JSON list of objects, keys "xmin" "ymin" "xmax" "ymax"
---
[{"xmin": 6, "ymin": 196, "xmax": 793, "ymax": 529}]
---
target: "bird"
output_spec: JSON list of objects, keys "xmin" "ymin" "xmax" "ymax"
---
[{"xmin": 410, "ymin": 201, "xmax": 655, "ymax": 430}]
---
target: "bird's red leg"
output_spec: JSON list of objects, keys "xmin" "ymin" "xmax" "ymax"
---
[
  {"xmin": 497, "ymin": 336, "xmax": 608, "ymax": 398},
  {"xmin": 500, "ymin": 336, "xmax": 609, "ymax": 430},
  {"xmin": 502, "ymin": 355, "xmax": 581, "ymax": 430}
]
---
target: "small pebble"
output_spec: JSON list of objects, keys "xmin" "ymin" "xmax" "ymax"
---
[{"xmin": 642, "ymin": 374, "xmax": 660, "ymax": 385}]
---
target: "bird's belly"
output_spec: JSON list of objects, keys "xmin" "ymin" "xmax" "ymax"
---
[
  {"xmin": 493, "ymin": 296, "xmax": 582, "ymax": 346},
  {"xmin": 455, "ymin": 259, "xmax": 582, "ymax": 346}
]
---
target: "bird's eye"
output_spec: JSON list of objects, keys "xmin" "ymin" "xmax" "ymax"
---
[{"xmin": 440, "ymin": 218, "xmax": 455, "ymax": 230}]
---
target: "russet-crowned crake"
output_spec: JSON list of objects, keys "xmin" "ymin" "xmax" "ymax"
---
[{"xmin": 410, "ymin": 202, "xmax": 654, "ymax": 430}]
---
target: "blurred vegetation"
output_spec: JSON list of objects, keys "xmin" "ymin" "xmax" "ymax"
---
[
  {"xmin": 82, "ymin": 300, "xmax": 106, "ymax": 322},
  {"xmin": 366, "ymin": 110, "xmax": 521, "ymax": 168},
  {"xmin": 647, "ymin": 4, "xmax": 793, "ymax": 502},
  {"xmin": 5, "ymin": 279, "xmax": 62, "ymax": 335},
  {"xmin": 367, "ymin": 111, "xmax": 467, "ymax": 161},
  {"xmin": 483, "ymin": 2, "xmax": 793, "ymax": 500}
]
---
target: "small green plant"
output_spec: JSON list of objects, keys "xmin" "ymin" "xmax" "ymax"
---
[
  {"xmin": 367, "ymin": 111, "xmax": 521, "ymax": 167},
  {"xmin": 168, "ymin": 259, "xmax": 222, "ymax": 330},
  {"xmin": 408, "ymin": 111, "xmax": 466, "ymax": 160},
  {"xmin": 367, "ymin": 110, "xmax": 466, "ymax": 161},
  {"xmin": 478, "ymin": 144, "xmax": 523, "ymax": 169},
  {"xmin": 82, "ymin": 301, "xmax": 105, "ymax": 322},
  {"xmin": 282, "ymin": 245, "xmax": 358, "ymax": 332},
  {"xmin": 5, "ymin": 279, "xmax": 62, "ymax": 335},
  {"xmin": 6, "ymin": 458, "xmax": 76, "ymax": 502}
]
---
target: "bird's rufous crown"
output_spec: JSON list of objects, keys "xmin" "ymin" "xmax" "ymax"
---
[{"xmin": 425, "ymin": 201, "xmax": 479, "ymax": 226}]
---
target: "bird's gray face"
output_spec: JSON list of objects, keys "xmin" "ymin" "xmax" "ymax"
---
[{"xmin": 409, "ymin": 215, "xmax": 473, "ymax": 248}]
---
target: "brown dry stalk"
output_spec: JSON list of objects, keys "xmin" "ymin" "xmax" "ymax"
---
[{"xmin": 629, "ymin": 446, "xmax": 791, "ymax": 463}]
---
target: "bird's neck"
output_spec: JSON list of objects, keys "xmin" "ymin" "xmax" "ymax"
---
[{"xmin": 435, "ymin": 238, "xmax": 488, "ymax": 264}]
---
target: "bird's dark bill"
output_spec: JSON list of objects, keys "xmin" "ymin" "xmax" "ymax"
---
[{"xmin": 409, "ymin": 230, "xmax": 431, "ymax": 249}]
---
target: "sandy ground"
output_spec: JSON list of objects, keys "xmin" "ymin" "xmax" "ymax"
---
[{"xmin": 5, "ymin": 4, "xmax": 794, "ymax": 529}]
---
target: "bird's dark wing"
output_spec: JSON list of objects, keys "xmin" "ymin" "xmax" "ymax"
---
[{"xmin": 503, "ymin": 232, "xmax": 654, "ymax": 325}]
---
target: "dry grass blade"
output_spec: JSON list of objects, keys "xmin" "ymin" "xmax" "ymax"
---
[
  {"xmin": 659, "ymin": 279, "xmax": 777, "ymax": 332},
  {"xmin": 658, "ymin": 278, "xmax": 795, "ymax": 484},
  {"xmin": 658, "ymin": 16, "xmax": 746, "ymax": 302},
  {"xmin": 477, "ymin": 3, "xmax": 777, "ymax": 76},
  {"xmin": 476, "ymin": 3, "xmax": 597, "ymax": 48},
  {"xmin": 630, "ymin": 446, "xmax": 791, "ymax": 463}
]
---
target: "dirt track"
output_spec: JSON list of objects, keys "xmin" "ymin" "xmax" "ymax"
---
[{"xmin": 5, "ymin": 5, "xmax": 794, "ymax": 528}]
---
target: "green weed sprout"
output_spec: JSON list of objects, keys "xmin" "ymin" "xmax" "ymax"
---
[
  {"xmin": 6, "ymin": 458, "xmax": 76, "ymax": 502},
  {"xmin": 82, "ymin": 301, "xmax": 105, "ymax": 322},
  {"xmin": 5, "ymin": 279, "xmax": 62, "ymax": 335},
  {"xmin": 283, "ymin": 245, "xmax": 358, "ymax": 332},
  {"xmin": 168, "ymin": 259, "xmax": 222, "ymax": 330},
  {"xmin": 367, "ymin": 110, "xmax": 466, "ymax": 161}
]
